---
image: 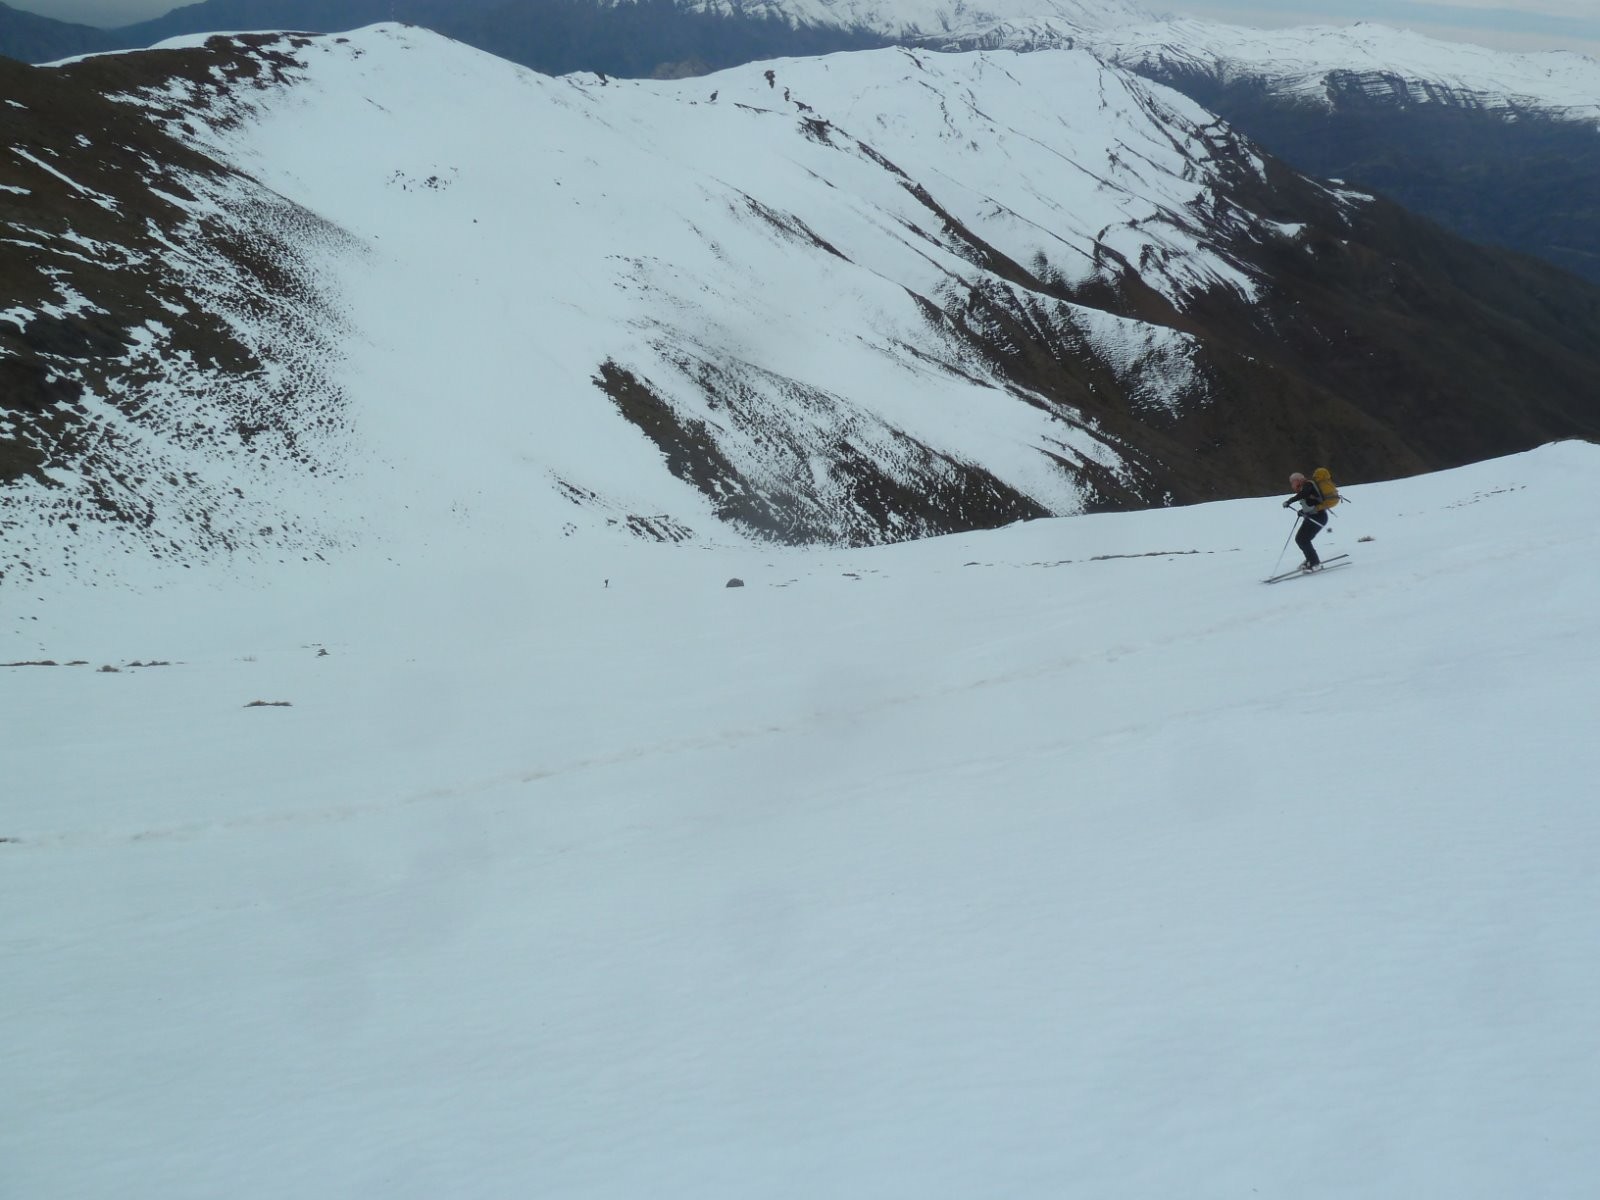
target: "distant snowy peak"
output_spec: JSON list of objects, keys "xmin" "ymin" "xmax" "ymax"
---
[
  {"xmin": 1102, "ymin": 20, "xmax": 1600, "ymax": 122},
  {"xmin": 687, "ymin": 0, "xmax": 1600, "ymax": 126},
  {"xmin": 677, "ymin": 0, "xmax": 1153, "ymax": 38}
]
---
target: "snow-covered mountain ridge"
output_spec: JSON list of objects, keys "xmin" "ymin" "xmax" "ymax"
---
[
  {"xmin": 6, "ymin": 2, "xmax": 1597, "ymax": 281},
  {"xmin": 6, "ymin": 24, "xmax": 1600, "ymax": 601},
  {"xmin": 688, "ymin": 0, "xmax": 1600, "ymax": 127},
  {"xmin": 1089, "ymin": 20, "xmax": 1600, "ymax": 126},
  {"xmin": 5, "ymin": 27, "xmax": 1259, "ymax": 585},
  {"xmin": 14, "ymin": 0, "xmax": 1595, "ymax": 129},
  {"xmin": 1075, "ymin": 17, "xmax": 1600, "ymax": 284},
  {"xmin": 871, "ymin": 4, "xmax": 1600, "ymax": 280},
  {"xmin": 681, "ymin": 0, "xmax": 1149, "ymax": 38}
]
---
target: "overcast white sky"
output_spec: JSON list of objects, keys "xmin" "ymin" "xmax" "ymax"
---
[{"xmin": 10, "ymin": 0, "xmax": 1600, "ymax": 56}]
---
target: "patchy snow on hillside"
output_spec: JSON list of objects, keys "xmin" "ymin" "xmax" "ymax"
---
[
  {"xmin": 80, "ymin": 28, "xmax": 1269, "ymax": 550},
  {"xmin": 0, "ymin": 160, "xmax": 359, "ymax": 594}
]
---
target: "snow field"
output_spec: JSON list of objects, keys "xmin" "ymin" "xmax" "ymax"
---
[{"xmin": 5, "ymin": 443, "xmax": 1599, "ymax": 1198}]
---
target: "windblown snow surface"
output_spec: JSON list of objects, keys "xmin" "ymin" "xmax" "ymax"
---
[
  {"xmin": 7, "ymin": 439, "xmax": 1600, "ymax": 1192},
  {"xmin": 5, "ymin": 23, "xmax": 1600, "ymax": 1200}
]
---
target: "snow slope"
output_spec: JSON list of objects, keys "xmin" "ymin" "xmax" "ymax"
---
[
  {"xmin": 5, "ymin": 439, "xmax": 1600, "ymax": 1197},
  {"xmin": 14, "ymin": 25, "xmax": 1292, "ymax": 586},
  {"xmin": 6, "ymin": 26, "xmax": 1598, "ymax": 1194}
]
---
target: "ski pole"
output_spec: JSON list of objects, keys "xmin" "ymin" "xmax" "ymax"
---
[{"xmin": 1272, "ymin": 511, "xmax": 1301, "ymax": 575}]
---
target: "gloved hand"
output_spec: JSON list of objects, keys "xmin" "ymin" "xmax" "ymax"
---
[{"xmin": 1282, "ymin": 499, "xmax": 1293, "ymax": 508}]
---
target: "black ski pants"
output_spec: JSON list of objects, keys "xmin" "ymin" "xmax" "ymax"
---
[{"xmin": 1296, "ymin": 510, "xmax": 1329, "ymax": 566}]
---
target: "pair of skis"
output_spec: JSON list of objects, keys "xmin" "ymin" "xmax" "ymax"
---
[{"xmin": 1262, "ymin": 553, "xmax": 1351, "ymax": 584}]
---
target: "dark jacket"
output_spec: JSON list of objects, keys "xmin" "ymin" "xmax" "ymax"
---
[{"xmin": 1291, "ymin": 478, "xmax": 1327, "ymax": 520}]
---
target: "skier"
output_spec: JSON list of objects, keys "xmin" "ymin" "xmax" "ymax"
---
[{"xmin": 1282, "ymin": 471, "xmax": 1328, "ymax": 570}]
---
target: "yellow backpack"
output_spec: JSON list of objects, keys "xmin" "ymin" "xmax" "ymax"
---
[{"xmin": 1311, "ymin": 467, "xmax": 1340, "ymax": 511}]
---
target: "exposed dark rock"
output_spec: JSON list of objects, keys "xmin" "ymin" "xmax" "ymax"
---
[{"xmin": 1127, "ymin": 66, "xmax": 1600, "ymax": 288}]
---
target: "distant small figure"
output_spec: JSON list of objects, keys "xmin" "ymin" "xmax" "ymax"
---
[
  {"xmin": 604, "ymin": 579, "xmax": 609, "ymax": 588},
  {"xmin": 709, "ymin": 90, "xmax": 718, "ymax": 102},
  {"xmin": 1282, "ymin": 471, "xmax": 1329, "ymax": 570}
]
